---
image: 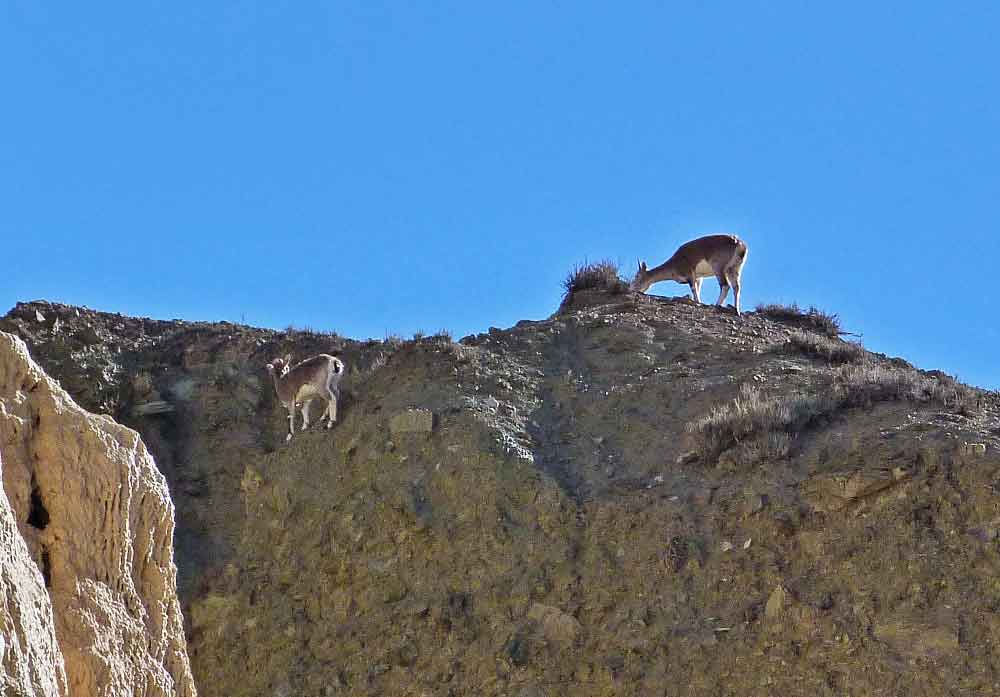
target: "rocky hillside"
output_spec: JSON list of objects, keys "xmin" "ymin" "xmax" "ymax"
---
[
  {"xmin": 0, "ymin": 331, "xmax": 195, "ymax": 697},
  {"xmin": 3, "ymin": 294, "xmax": 1000, "ymax": 696}
]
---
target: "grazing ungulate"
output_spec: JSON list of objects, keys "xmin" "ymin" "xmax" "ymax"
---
[
  {"xmin": 265, "ymin": 353, "xmax": 345, "ymax": 441},
  {"xmin": 631, "ymin": 234, "xmax": 749, "ymax": 315}
]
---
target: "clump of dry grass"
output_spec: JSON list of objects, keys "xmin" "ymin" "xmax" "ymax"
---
[
  {"xmin": 836, "ymin": 362, "xmax": 980, "ymax": 415},
  {"xmin": 367, "ymin": 352, "xmax": 389, "ymax": 373},
  {"xmin": 688, "ymin": 359, "xmax": 983, "ymax": 465},
  {"xmin": 562, "ymin": 260, "xmax": 628, "ymax": 298},
  {"xmin": 686, "ymin": 384, "xmax": 836, "ymax": 463},
  {"xmin": 756, "ymin": 303, "xmax": 842, "ymax": 338},
  {"xmin": 786, "ymin": 330, "xmax": 865, "ymax": 364}
]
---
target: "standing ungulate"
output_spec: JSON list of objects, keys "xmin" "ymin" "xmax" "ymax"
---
[
  {"xmin": 265, "ymin": 353, "xmax": 345, "ymax": 441},
  {"xmin": 630, "ymin": 234, "xmax": 749, "ymax": 315}
]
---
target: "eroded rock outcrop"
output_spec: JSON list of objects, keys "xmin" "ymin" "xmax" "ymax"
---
[
  {"xmin": 1, "ymin": 483, "xmax": 67, "ymax": 696},
  {"xmin": 0, "ymin": 332, "xmax": 195, "ymax": 697}
]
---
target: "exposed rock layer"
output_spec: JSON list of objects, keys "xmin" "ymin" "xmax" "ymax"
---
[{"xmin": 0, "ymin": 331, "xmax": 195, "ymax": 697}]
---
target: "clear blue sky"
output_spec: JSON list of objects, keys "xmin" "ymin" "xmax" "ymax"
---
[{"xmin": 2, "ymin": 3, "xmax": 998, "ymax": 389}]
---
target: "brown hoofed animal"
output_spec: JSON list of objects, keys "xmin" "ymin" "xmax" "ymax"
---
[
  {"xmin": 266, "ymin": 353, "xmax": 345, "ymax": 441},
  {"xmin": 631, "ymin": 234, "xmax": 748, "ymax": 315}
]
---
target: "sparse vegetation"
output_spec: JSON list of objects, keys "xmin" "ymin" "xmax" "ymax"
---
[
  {"xmin": 562, "ymin": 260, "xmax": 628, "ymax": 299},
  {"xmin": 756, "ymin": 303, "xmax": 842, "ymax": 338},
  {"xmin": 383, "ymin": 332, "xmax": 404, "ymax": 348},
  {"xmin": 785, "ymin": 330, "xmax": 865, "ymax": 364},
  {"xmin": 283, "ymin": 324, "xmax": 341, "ymax": 340},
  {"xmin": 836, "ymin": 361, "xmax": 980, "ymax": 414},
  {"xmin": 688, "ymin": 359, "xmax": 983, "ymax": 464},
  {"xmin": 367, "ymin": 351, "xmax": 388, "ymax": 373},
  {"xmin": 686, "ymin": 383, "xmax": 836, "ymax": 464}
]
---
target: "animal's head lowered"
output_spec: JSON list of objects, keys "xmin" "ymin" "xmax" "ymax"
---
[
  {"xmin": 266, "ymin": 354, "xmax": 293, "ymax": 377},
  {"xmin": 630, "ymin": 260, "xmax": 652, "ymax": 293}
]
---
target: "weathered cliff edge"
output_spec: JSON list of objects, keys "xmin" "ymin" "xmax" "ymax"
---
[{"xmin": 0, "ymin": 332, "xmax": 195, "ymax": 697}]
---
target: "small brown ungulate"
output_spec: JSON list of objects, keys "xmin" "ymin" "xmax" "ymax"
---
[
  {"xmin": 631, "ymin": 234, "xmax": 749, "ymax": 315},
  {"xmin": 265, "ymin": 353, "xmax": 345, "ymax": 441}
]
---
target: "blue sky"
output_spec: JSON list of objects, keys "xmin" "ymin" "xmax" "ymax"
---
[{"xmin": 2, "ymin": 2, "xmax": 998, "ymax": 389}]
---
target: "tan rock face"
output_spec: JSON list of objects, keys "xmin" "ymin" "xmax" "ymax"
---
[
  {"xmin": 1, "ymin": 482, "xmax": 67, "ymax": 696},
  {"xmin": 0, "ymin": 332, "xmax": 195, "ymax": 697}
]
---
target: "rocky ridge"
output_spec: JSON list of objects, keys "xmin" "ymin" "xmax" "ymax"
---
[{"xmin": 4, "ymin": 296, "xmax": 1000, "ymax": 696}]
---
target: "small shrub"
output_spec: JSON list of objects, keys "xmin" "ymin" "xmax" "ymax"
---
[
  {"xmin": 786, "ymin": 330, "xmax": 865, "ymax": 364},
  {"xmin": 756, "ymin": 303, "xmax": 842, "ymax": 338},
  {"xmin": 562, "ymin": 260, "xmax": 628, "ymax": 298}
]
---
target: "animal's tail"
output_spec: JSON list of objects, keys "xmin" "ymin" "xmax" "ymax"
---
[
  {"xmin": 332, "ymin": 357, "xmax": 345, "ymax": 374},
  {"xmin": 735, "ymin": 237, "xmax": 749, "ymax": 265}
]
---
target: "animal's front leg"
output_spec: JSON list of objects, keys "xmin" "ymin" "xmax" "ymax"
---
[
  {"xmin": 689, "ymin": 278, "xmax": 703, "ymax": 304},
  {"xmin": 286, "ymin": 405, "xmax": 295, "ymax": 441}
]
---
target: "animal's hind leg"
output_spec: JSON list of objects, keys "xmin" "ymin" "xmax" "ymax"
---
[
  {"xmin": 727, "ymin": 268, "xmax": 742, "ymax": 316},
  {"xmin": 301, "ymin": 400, "xmax": 312, "ymax": 431},
  {"xmin": 324, "ymin": 389, "xmax": 338, "ymax": 428},
  {"xmin": 286, "ymin": 407, "xmax": 295, "ymax": 441},
  {"xmin": 729, "ymin": 248, "xmax": 747, "ymax": 316},
  {"xmin": 715, "ymin": 273, "xmax": 730, "ymax": 306}
]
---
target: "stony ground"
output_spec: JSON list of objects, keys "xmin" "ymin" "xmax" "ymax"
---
[{"xmin": 4, "ymin": 293, "xmax": 1000, "ymax": 696}]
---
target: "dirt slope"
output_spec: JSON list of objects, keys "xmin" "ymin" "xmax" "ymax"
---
[{"xmin": 4, "ymin": 294, "xmax": 1000, "ymax": 696}]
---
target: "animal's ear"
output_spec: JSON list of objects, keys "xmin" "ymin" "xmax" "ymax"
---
[{"xmin": 639, "ymin": 261, "xmax": 647, "ymax": 272}]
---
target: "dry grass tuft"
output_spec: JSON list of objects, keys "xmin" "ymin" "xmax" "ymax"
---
[
  {"xmin": 836, "ymin": 362, "xmax": 980, "ymax": 415},
  {"xmin": 562, "ymin": 260, "xmax": 628, "ymax": 298},
  {"xmin": 688, "ymin": 360, "xmax": 983, "ymax": 465},
  {"xmin": 786, "ymin": 330, "xmax": 865, "ymax": 364},
  {"xmin": 686, "ymin": 384, "xmax": 835, "ymax": 463},
  {"xmin": 756, "ymin": 303, "xmax": 842, "ymax": 338},
  {"xmin": 367, "ymin": 352, "xmax": 388, "ymax": 373}
]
